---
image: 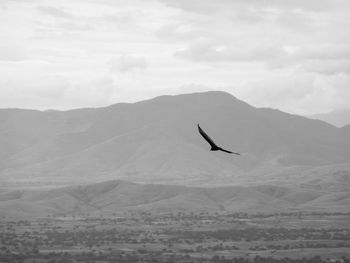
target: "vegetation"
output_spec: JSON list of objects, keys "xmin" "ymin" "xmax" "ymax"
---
[{"xmin": 1, "ymin": 211, "xmax": 349, "ymax": 262}]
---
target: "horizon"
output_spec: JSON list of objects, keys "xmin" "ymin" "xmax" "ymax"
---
[
  {"xmin": 0, "ymin": 90, "xmax": 349, "ymax": 116},
  {"xmin": 0, "ymin": 90, "xmax": 249, "ymax": 111}
]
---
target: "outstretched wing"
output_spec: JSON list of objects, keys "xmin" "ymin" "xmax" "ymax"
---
[
  {"xmin": 218, "ymin": 147, "xmax": 240, "ymax": 155},
  {"xmin": 198, "ymin": 124, "xmax": 218, "ymax": 149}
]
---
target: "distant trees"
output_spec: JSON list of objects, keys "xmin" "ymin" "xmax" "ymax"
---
[{"xmin": 1, "ymin": 212, "xmax": 350, "ymax": 263}]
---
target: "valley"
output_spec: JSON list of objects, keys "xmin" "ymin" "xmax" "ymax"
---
[
  {"xmin": 1, "ymin": 92, "xmax": 349, "ymax": 261},
  {"xmin": 1, "ymin": 211, "xmax": 349, "ymax": 263}
]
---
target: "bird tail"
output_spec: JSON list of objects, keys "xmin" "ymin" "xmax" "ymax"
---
[{"xmin": 219, "ymin": 147, "xmax": 240, "ymax": 155}]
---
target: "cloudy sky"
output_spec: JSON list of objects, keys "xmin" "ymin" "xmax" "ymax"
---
[{"xmin": 1, "ymin": 0, "xmax": 350, "ymax": 115}]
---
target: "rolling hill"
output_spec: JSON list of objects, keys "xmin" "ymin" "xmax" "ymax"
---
[
  {"xmin": 0, "ymin": 91, "xmax": 350, "ymax": 187},
  {"xmin": 0, "ymin": 180, "xmax": 349, "ymax": 219}
]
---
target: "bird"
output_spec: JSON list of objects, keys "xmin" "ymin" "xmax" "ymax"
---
[{"xmin": 197, "ymin": 124, "xmax": 240, "ymax": 155}]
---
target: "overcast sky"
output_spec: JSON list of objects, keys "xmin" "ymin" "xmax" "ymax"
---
[{"xmin": 1, "ymin": 0, "xmax": 350, "ymax": 115}]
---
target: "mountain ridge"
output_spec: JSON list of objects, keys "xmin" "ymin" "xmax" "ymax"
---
[{"xmin": 1, "ymin": 91, "xmax": 349, "ymax": 187}]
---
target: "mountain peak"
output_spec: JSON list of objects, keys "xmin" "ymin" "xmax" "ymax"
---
[
  {"xmin": 140, "ymin": 90, "xmax": 238, "ymax": 104},
  {"xmin": 181, "ymin": 90, "xmax": 235, "ymax": 98},
  {"xmin": 105, "ymin": 90, "xmax": 245, "ymax": 114}
]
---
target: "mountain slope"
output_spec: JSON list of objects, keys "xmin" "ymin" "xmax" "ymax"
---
[
  {"xmin": 1, "ymin": 91, "xmax": 350, "ymax": 186},
  {"xmin": 308, "ymin": 109, "xmax": 350, "ymax": 128}
]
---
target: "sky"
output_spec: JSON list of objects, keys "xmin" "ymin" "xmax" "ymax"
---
[{"xmin": 1, "ymin": 0, "xmax": 350, "ymax": 115}]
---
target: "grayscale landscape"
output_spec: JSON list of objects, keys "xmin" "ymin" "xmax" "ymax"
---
[
  {"xmin": 1, "ymin": 0, "xmax": 350, "ymax": 262},
  {"xmin": 0, "ymin": 92, "xmax": 349, "ymax": 262}
]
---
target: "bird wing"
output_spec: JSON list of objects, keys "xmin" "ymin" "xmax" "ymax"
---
[
  {"xmin": 218, "ymin": 147, "xmax": 240, "ymax": 155},
  {"xmin": 197, "ymin": 124, "xmax": 218, "ymax": 149}
]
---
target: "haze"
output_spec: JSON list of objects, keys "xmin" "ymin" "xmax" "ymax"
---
[{"xmin": 1, "ymin": 0, "xmax": 350, "ymax": 115}]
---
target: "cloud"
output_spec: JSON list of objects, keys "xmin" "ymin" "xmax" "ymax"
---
[
  {"xmin": 101, "ymin": 12, "xmax": 134, "ymax": 25},
  {"xmin": 1, "ymin": 0, "xmax": 350, "ymax": 115},
  {"xmin": 0, "ymin": 44, "xmax": 29, "ymax": 61},
  {"xmin": 65, "ymin": 77, "xmax": 117, "ymax": 108},
  {"xmin": 267, "ymin": 45, "xmax": 350, "ymax": 75},
  {"xmin": 175, "ymin": 40, "xmax": 350, "ymax": 76},
  {"xmin": 29, "ymin": 77, "xmax": 70, "ymax": 99},
  {"xmin": 182, "ymin": 43, "xmax": 350, "ymax": 63},
  {"xmin": 36, "ymin": 6, "xmax": 74, "ymax": 19},
  {"xmin": 0, "ymin": 75, "xmax": 118, "ymax": 110},
  {"xmin": 156, "ymin": 23, "xmax": 202, "ymax": 41},
  {"xmin": 158, "ymin": 0, "xmax": 349, "ymax": 14},
  {"xmin": 301, "ymin": 60, "xmax": 350, "ymax": 75},
  {"xmin": 0, "ymin": 75, "xmax": 70, "ymax": 109},
  {"xmin": 109, "ymin": 55, "xmax": 148, "ymax": 73},
  {"xmin": 58, "ymin": 22, "xmax": 94, "ymax": 31},
  {"xmin": 157, "ymin": 0, "xmax": 350, "ymax": 78},
  {"xmin": 237, "ymin": 73, "xmax": 350, "ymax": 114},
  {"xmin": 302, "ymin": 46, "xmax": 350, "ymax": 61},
  {"xmin": 175, "ymin": 40, "xmax": 284, "ymax": 62}
]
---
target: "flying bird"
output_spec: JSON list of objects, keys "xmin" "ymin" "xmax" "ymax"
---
[{"xmin": 197, "ymin": 124, "xmax": 240, "ymax": 155}]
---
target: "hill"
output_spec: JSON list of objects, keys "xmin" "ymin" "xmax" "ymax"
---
[
  {"xmin": 0, "ymin": 91, "xmax": 350, "ymax": 187},
  {"xmin": 308, "ymin": 109, "xmax": 350, "ymax": 127},
  {"xmin": 0, "ymin": 180, "xmax": 349, "ymax": 219}
]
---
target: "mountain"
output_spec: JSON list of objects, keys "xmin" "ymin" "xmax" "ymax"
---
[
  {"xmin": 1, "ymin": 180, "xmax": 349, "ymax": 219},
  {"xmin": 1, "ymin": 91, "xmax": 350, "ymax": 187},
  {"xmin": 308, "ymin": 109, "xmax": 350, "ymax": 127}
]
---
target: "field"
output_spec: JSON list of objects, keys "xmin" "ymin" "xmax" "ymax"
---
[{"xmin": 1, "ymin": 211, "xmax": 349, "ymax": 263}]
